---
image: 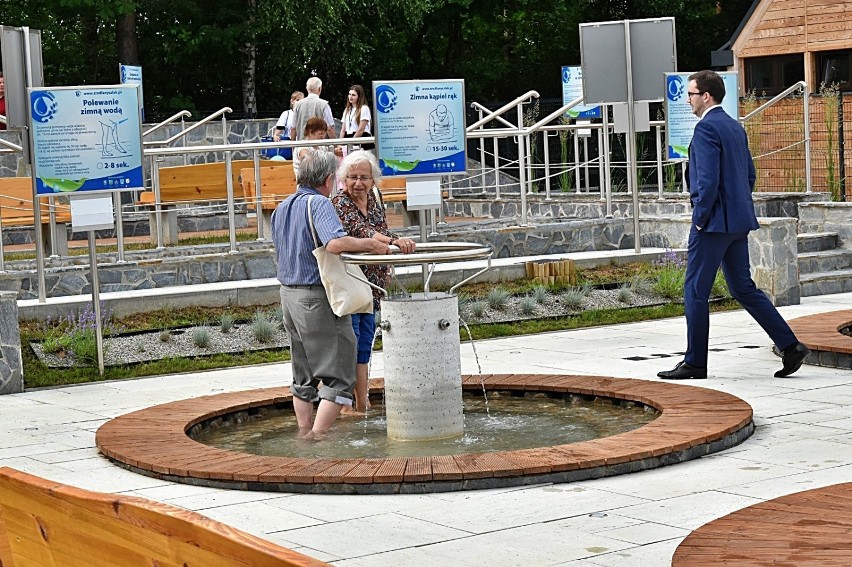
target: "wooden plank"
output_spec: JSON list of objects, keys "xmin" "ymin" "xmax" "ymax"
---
[{"xmin": 0, "ymin": 467, "xmax": 329, "ymax": 567}]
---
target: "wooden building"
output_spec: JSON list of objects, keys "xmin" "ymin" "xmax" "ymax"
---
[{"xmin": 713, "ymin": 0, "xmax": 852, "ymax": 96}]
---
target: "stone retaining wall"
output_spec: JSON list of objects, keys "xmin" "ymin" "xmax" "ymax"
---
[
  {"xmin": 0, "ymin": 291, "xmax": 23, "ymax": 395},
  {"xmin": 798, "ymin": 202, "xmax": 852, "ymax": 246}
]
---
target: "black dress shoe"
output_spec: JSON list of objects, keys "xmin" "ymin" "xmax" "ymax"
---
[
  {"xmin": 775, "ymin": 342, "xmax": 811, "ymax": 378},
  {"xmin": 657, "ymin": 361, "xmax": 707, "ymax": 380}
]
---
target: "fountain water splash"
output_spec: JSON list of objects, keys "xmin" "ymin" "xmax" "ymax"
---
[{"xmin": 460, "ymin": 318, "xmax": 490, "ymax": 418}]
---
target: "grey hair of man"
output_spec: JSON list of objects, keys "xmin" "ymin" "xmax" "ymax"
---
[
  {"xmin": 337, "ymin": 150, "xmax": 382, "ymax": 185},
  {"xmin": 297, "ymin": 149, "xmax": 337, "ymax": 188},
  {"xmin": 306, "ymin": 76, "xmax": 322, "ymax": 93}
]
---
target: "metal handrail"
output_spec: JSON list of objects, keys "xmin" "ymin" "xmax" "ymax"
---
[
  {"xmin": 154, "ymin": 107, "xmax": 232, "ymax": 146},
  {"xmin": 467, "ymin": 90, "xmax": 539, "ymax": 131},
  {"xmin": 0, "ymin": 137, "xmax": 22, "ymax": 152},
  {"xmin": 142, "ymin": 110, "xmax": 192, "ymax": 139},
  {"xmin": 470, "ymin": 102, "xmax": 515, "ymax": 129},
  {"xmin": 740, "ymin": 81, "xmax": 806, "ymax": 121}
]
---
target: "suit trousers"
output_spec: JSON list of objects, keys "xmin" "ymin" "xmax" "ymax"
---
[{"xmin": 684, "ymin": 227, "xmax": 797, "ymax": 368}]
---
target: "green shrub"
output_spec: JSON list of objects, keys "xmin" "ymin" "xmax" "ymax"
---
[
  {"xmin": 220, "ymin": 313, "xmax": 235, "ymax": 333},
  {"xmin": 652, "ymin": 266, "xmax": 685, "ymax": 299},
  {"xmin": 617, "ymin": 285, "xmax": 633, "ymax": 303},
  {"xmin": 629, "ymin": 276, "xmax": 653, "ymax": 295},
  {"xmin": 159, "ymin": 329, "xmax": 172, "ymax": 342},
  {"xmin": 192, "ymin": 327, "xmax": 211, "ymax": 348},
  {"xmin": 519, "ymin": 296, "xmax": 537, "ymax": 315},
  {"xmin": 486, "ymin": 287, "xmax": 511, "ymax": 311},
  {"xmin": 531, "ymin": 285, "xmax": 549, "ymax": 304},
  {"xmin": 251, "ymin": 312, "xmax": 277, "ymax": 343},
  {"xmin": 712, "ymin": 270, "xmax": 730, "ymax": 298},
  {"xmin": 470, "ymin": 301, "xmax": 488, "ymax": 319},
  {"xmin": 562, "ymin": 289, "xmax": 586, "ymax": 309}
]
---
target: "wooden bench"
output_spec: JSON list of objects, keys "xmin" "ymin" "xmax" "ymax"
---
[
  {"xmin": 0, "ymin": 467, "xmax": 329, "ymax": 567},
  {"xmin": 239, "ymin": 163, "xmax": 297, "ymax": 238},
  {"xmin": 0, "ymin": 177, "xmax": 71, "ymax": 256},
  {"xmin": 138, "ymin": 160, "xmax": 279, "ymax": 244}
]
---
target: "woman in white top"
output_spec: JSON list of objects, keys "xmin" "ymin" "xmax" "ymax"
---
[
  {"xmin": 273, "ymin": 91, "xmax": 304, "ymax": 141},
  {"xmin": 339, "ymin": 85, "xmax": 373, "ymax": 150}
]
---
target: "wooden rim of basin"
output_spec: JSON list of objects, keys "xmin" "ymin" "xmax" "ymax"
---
[
  {"xmin": 96, "ymin": 374, "xmax": 754, "ymax": 494},
  {"xmin": 787, "ymin": 309, "xmax": 852, "ymax": 356},
  {"xmin": 672, "ymin": 482, "xmax": 852, "ymax": 566}
]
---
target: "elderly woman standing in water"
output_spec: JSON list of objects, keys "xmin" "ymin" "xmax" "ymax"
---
[{"xmin": 332, "ymin": 151, "xmax": 416, "ymax": 413}]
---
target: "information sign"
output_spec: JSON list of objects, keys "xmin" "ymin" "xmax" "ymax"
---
[
  {"xmin": 119, "ymin": 63, "xmax": 144, "ymax": 120},
  {"xmin": 561, "ymin": 66, "xmax": 601, "ymax": 119},
  {"xmin": 664, "ymin": 72, "xmax": 738, "ymax": 160},
  {"xmin": 372, "ymin": 79, "xmax": 466, "ymax": 177},
  {"xmin": 29, "ymin": 85, "xmax": 143, "ymax": 194}
]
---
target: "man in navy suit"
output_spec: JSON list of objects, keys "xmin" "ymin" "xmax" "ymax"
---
[{"xmin": 658, "ymin": 70, "xmax": 810, "ymax": 380}]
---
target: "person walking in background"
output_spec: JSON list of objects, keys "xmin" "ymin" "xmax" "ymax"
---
[
  {"xmin": 332, "ymin": 151, "xmax": 416, "ymax": 413},
  {"xmin": 339, "ymin": 85, "xmax": 373, "ymax": 151},
  {"xmin": 271, "ymin": 149, "xmax": 390, "ymax": 437},
  {"xmin": 290, "ymin": 77, "xmax": 335, "ymax": 141},
  {"xmin": 272, "ymin": 90, "xmax": 304, "ymax": 142},
  {"xmin": 658, "ymin": 70, "xmax": 810, "ymax": 381}
]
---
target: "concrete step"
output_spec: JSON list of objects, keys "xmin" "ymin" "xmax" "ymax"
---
[
  {"xmin": 798, "ymin": 249, "xmax": 852, "ymax": 274},
  {"xmin": 800, "ymin": 268, "xmax": 852, "ymax": 297},
  {"xmin": 797, "ymin": 232, "xmax": 839, "ymax": 253}
]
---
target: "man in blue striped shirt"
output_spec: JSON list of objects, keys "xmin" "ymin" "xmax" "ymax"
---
[{"xmin": 272, "ymin": 149, "xmax": 390, "ymax": 437}]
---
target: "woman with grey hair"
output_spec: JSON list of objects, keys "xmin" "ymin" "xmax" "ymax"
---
[
  {"xmin": 332, "ymin": 150, "xmax": 416, "ymax": 413},
  {"xmin": 271, "ymin": 149, "xmax": 390, "ymax": 436}
]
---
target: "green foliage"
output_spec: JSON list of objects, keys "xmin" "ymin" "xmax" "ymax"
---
[
  {"xmin": 820, "ymin": 83, "xmax": 842, "ymax": 201},
  {"xmin": 617, "ymin": 285, "xmax": 633, "ymax": 303},
  {"xmin": 159, "ymin": 329, "xmax": 172, "ymax": 342},
  {"xmin": 469, "ymin": 301, "xmax": 488, "ymax": 319},
  {"xmin": 251, "ymin": 311, "xmax": 278, "ymax": 343},
  {"xmin": 532, "ymin": 285, "xmax": 549, "ymax": 304},
  {"xmin": 519, "ymin": 296, "xmax": 537, "ymax": 315},
  {"xmin": 561, "ymin": 289, "xmax": 586, "ymax": 310},
  {"xmin": 486, "ymin": 287, "xmax": 511, "ymax": 311},
  {"xmin": 219, "ymin": 313, "xmax": 235, "ymax": 333},
  {"xmin": 191, "ymin": 327, "xmax": 211, "ymax": 348}
]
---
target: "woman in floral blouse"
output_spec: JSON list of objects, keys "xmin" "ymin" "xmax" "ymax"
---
[{"xmin": 332, "ymin": 151, "xmax": 416, "ymax": 413}]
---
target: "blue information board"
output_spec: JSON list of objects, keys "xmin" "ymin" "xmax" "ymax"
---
[
  {"xmin": 372, "ymin": 79, "xmax": 466, "ymax": 177},
  {"xmin": 119, "ymin": 64, "xmax": 144, "ymax": 120},
  {"xmin": 664, "ymin": 72, "xmax": 739, "ymax": 160},
  {"xmin": 561, "ymin": 66, "xmax": 601, "ymax": 119},
  {"xmin": 29, "ymin": 85, "xmax": 143, "ymax": 194}
]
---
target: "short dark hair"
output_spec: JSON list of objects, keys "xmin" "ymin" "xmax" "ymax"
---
[{"xmin": 688, "ymin": 70, "xmax": 725, "ymax": 103}]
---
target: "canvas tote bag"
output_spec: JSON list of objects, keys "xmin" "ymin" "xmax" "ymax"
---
[{"xmin": 307, "ymin": 196, "xmax": 373, "ymax": 316}]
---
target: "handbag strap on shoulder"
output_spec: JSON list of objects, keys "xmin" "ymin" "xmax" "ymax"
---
[{"xmin": 306, "ymin": 195, "xmax": 321, "ymax": 249}]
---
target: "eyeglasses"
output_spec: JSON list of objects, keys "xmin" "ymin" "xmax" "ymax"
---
[
  {"xmin": 686, "ymin": 91, "xmax": 705, "ymax": 98},
  {"xmin": 345, "ymin": 175, "xmax": 373, "ymax": 182}
]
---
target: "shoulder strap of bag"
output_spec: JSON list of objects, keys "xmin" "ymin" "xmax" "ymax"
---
[
  {"xmin": 306, "ymin": 195, "xmax": 321, "ymax": 249},
  {"xmin": 372, "ymin": 186, "xmax": 384, "ymax": 208}
]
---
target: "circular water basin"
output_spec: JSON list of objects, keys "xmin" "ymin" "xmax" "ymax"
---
[{"xmin": 190, "ymin": 393, "xmax": 656, "ymax": 459}]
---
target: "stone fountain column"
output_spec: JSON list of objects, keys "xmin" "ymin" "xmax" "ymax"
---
[{"xmin": 381, "ymin": 292, "xmax": 463, "ymax": 441}]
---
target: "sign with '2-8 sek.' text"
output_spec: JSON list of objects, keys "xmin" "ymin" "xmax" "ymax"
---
[
  {"xmin": 29, "ymin": 85, "xmax": 143, "ymax": 195},
  {"xmin": 372, "ymin": 79, "xmax": 466, "ymax": 177}
]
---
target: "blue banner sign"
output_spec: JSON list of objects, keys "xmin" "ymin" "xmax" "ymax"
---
[
  {"xmin": 664, "ymin": 72, "xmax": 739, "ymax": 160},
  {"xmin": 372, "ymin": 79, "xmax": 466, "ymax": 177},
  {"xmin": 29, "ymin": 85, "xmax": 143, "ymax": 195},
  {"xmin": 119, "ymin": 63, "xmax": 144, "ymax": 120},
  {"xmin": 561, "ymin": 66, "xmax": 601, "ymax": 119}
]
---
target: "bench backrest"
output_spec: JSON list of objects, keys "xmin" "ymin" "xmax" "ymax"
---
[
  {"xmin": 0, "ymin": 177, "xmax": 72, "ymax": 223},
  {"xmin": 157, "ymin": 160, "xmax": 278, "ymax": 203},
  {"xmin": 239, "ymin": 163, "xmax": 298, "ymax": 210},
  {"xmin": 0, "ymin": 467, "xmax": 329, "ymax": 567}
]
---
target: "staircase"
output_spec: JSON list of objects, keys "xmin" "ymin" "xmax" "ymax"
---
[{"xmin": 798, "ymin": 232, "xmax": 852, "ymax": 296}]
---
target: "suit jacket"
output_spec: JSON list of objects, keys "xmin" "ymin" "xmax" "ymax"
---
[{"xmin": 688, "ymin": 107, "xmax": 759, "ymax": 233}]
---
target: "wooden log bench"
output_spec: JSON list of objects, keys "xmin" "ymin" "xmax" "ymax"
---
[
  {"xmin": 0, "ymin": 177, "xmax": 71, "ymax": 256},
  {"xmin": 239, "ymin": 163, "xmax": 297, "ymax": 239},
  {"xmin": 138, "ymin": 160, "xmax": 278, "ymax": 245},
  {"xmin": 0, "ymin": 466, "xmax": 329, "ymax": 567}
]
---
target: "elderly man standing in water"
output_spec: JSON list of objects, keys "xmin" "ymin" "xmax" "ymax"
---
[{"xmin": 271, "ymin": 149, "xmax": 391, "ymax": 437}]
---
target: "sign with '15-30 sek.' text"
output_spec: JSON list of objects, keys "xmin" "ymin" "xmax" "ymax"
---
[
  {"xmin": 29, "ymin": 85, "xmax": 143, "ymax": 195},
  {"xmin": 372, "ymin": 79, "xmax": 466, "ymax": 177}
]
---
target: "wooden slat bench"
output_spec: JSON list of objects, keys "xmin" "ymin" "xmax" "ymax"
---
[
  {"xmin": 239, "ymin": 163, "xmax": 297, "ymax": 238},
  {"xmin": 0, "ymin": 467, "xmax": 329, "ymax": 567},
  {"xmin": 0, "ymin": 177, "xmax": 71, "ymax": 256},
  {"xmin": 138, "ymin": 160, "xmax": 278, "ymax": 244}
]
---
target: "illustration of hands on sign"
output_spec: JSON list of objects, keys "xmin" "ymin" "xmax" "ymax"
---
[
  {"xmin": 428, "ymin": 104, "xmax": 455, "ymax": 142},
  {"xmin": 99, "ymin": 118, "xmax": 129, "ymax": 157}
]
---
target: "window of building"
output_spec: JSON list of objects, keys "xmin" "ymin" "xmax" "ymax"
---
[
  {"xmin": 744, "ymin": 54, "xmax": 805, "ymax": 96},
  {"xmin": 817, "ymin": 50, "xmax": 852, "ymax": 91}
]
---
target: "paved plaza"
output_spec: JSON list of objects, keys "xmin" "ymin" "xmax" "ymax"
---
[{"xmin": 2, "ymin": 292, "xmax": 851, "ymax": 566}]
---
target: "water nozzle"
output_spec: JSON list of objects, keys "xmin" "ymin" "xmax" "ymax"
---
[{"xmin": 438, "ymin": 319, "xmax": 451, "ymax": 330}]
